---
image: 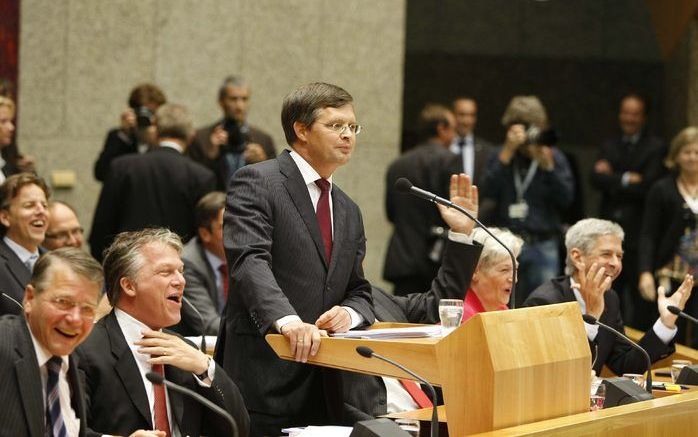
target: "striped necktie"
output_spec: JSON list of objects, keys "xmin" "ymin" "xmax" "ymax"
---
[{"xmin": 46, "ymin": 356, "xmax": 67, "ymax": 437}]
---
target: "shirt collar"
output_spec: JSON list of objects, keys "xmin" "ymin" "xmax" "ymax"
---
[
  {"xmin": 204, "ymin": 248, "xmax": 225, "ymax": 272},
  {"xmin": 464, "ymin": 289, "xmax": 486, "ymax": 313},
  {"xmin": 569, "ymin": 276, "xmax": 587, "ymax": 314},
  {"xmin": 27, "ymin": 322, "xmax": 69, "ymax": 371},
  {"xmin": 159, "ymin": 140, "xmax": 184, "ymax": 154},
  {"xmin": 114, "ymin": 307, "xmax": 160, "ymax": 364},
  {"xmin": 4, "ymin": 236, "xmax": 39, "ymax": 265},
  {"xmin": 288, "ymin": 149, "xmax": 333, "ymax": 187}
]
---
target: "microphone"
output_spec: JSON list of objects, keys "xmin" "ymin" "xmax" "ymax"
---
[
  {"xmin": 667, "ymin": 305, "xmax": 698, "ymax": 324},
  {"xmin": 582, "ymin": 314, "xmax": 652, "ymax": 394},
  {"xmin": 182, "ymin": 296, "xmax": 207, "ymax": 352},
  {"xmin": 356, "ymin": 346, "xmax": 439, "ymax": 437},
  {"xmin": 1, "ymin": 292, "xmax": 23, "ymax": 312},
  {"xmin": 395, "ymin": 177, "xmax": 518, "ymax": 308},
  {"xmin": 146, "ymin": 371, "xmax": 238, "ymax": 437}
]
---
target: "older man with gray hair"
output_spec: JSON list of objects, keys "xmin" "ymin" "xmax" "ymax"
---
[
  {"xmin": 524, "ymin": 218, "xmax": 693, "ymax": 376},
  {"xmin": 89, "ymin": 103, "xmax": 216, "ymax": 261}
]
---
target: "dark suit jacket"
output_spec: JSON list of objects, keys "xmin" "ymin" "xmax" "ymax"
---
[
  {"xmin": 76, "ymin": 311, "xmax": 249, "ymax": 437},
  {"xmin": 590, "ymin": 132, "xmax": 666, "ymax": 246},
  {"xmin": 523, "ymin": 276, "xmax": 674, "ymax": 375},
  {"xmin": 93, "ymin": 128, "xmax": 139, "ymax": 182},
  {"xmin": 88, "ymin": 146, "xmax": 216, "ymax": 261},
  {"xmin": 189, "ymin": 121, "xmax": 276, "ymax": 190},
  {"xmin": 170, "ymin": 237, "xmax": 222, "ymax": 337},
  {"xmin": 0, "ymin": 315, "xmax": 89, "ymax": 437},
  {"xmin": 343, "ymin": 239, "xmax": 482, "ymax": 422},
  {"xmin": 0, "ymin": 238, "xmax": 31, "ymax": 316},
  {"xmin": 383, "ymin": 142, "xmax": 456, "ymax": 288},
  {"xmin": 449, "ymin": 135, "xmax": 493, "ymax": 185},
  {"xmin": 214, "ymin": 150, "xmax": 374, "ymax": 424}
]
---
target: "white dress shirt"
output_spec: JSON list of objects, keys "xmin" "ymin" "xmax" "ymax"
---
[
  {"xmin": 273, "ymin": 150, "xmax": 362, "ymax": 331},
  {"xmin": 114, "ymin": 308, "xmax": 215, "ymax": 437},
  {"xmin": 29, "ymin": 325, "xmax": 80, "ymax": 437},
  {"xmin": 4, "ymin": 236, "xmax": 39, "ymax": 271},
  {"xmin": 450, "ymin": 134, "xmax": 475, "ymax": 179}
]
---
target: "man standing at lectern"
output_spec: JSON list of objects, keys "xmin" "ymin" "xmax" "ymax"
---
[{"xmin": 215, "ymin": 82, "xmax": 375, "ymax": 436}]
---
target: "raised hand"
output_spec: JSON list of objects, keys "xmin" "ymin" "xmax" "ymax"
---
[
  {"xmin": 658, "ymin": 274, "xmax": 694, "ymax": 329},
  {"xmin": 437, "ymin": 173, "xmax": 478, "ymax": 235},
  {"xmin": 573, "ymin": 262, "xmax": 611, "ymax": 319}
]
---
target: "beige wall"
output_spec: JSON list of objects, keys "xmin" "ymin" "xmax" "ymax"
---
[{"xmin": 17, "ymin": 0, "xmax": 405, "ymax": 287}]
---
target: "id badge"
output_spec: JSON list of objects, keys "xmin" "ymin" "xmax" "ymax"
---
[{"xmin": 508, "ymin": 201, "xmax": 529, "ymax": 220}]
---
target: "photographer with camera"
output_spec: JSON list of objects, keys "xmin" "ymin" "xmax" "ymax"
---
[
  {"xmin": 189, "ymin": 76, "xmax": 276, "ymax": 189},
  {"xmin": 93, "ymin": 83, "xmax": 167, "ymax": 182},
  {"xmin": 480, "ymin": 95, "xmax": 574, "ymax": 306}
]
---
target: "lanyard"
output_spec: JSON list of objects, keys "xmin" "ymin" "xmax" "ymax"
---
[{"xmin": 513, "ymin": 159, "xmax": 539, "ymax": 201}]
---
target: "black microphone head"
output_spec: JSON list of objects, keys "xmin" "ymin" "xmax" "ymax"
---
[
  {"xmin": 395, "ymin": 178, "xmax": 413, "ymax": 193},
  {"xmin": 667, "ymin": 305, "xmax": 682, "ymax": 316},
  {"xmin": 582, "ymin": 314, "xmax": 598, "ymax": 325},
  {"xmin": 146, "ymin": 371, "xmax": 165, "ymax": 385},
  {"xmin": 356, "ymin": 346, "xmax": 374, "ymax": 358}
]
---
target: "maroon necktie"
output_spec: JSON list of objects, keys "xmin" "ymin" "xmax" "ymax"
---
[
  {"xmin": 151, "ymin": 363, "xmax": 171, "ymax": 437},
  {"xmin": 218, "ymin": 263, "xmax": 229, "ymax": 301},
  {"xmin": 399, "ymin": 379, "xmax": 433, "ymax": 408},
  {"xmin": 315, "ymin": 178, "xmax": 333, "ymax": 262}
]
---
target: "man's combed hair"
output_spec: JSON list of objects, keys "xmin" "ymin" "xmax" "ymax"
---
[
  {"xmin": 218, "ymin": 75, "xmax": 248, "ymax": 100},
  {"xmin": 418, "ymin": 103, "xmax": 451, "ymax": 138},
  {"xmin": 102, "ymin": 228, "xmax": 183, "ymax": 306},
  {"xmin": 31, "ymin": 247, "xmax": 104, "ymax": 295},
  {"xmin": 501, "ymin": 95, "xmax": 548, "ymax": 128},
  {"xmin": 281, "ymin": 82, "xmax": 353, "ymax": 146},
  {"xmin": 155, "ymin": 103, "xmax": 194, "ymax": 142},
  {"xmin": 127, "ymin": 83, "xmax": 166, "ymax": 110},
  {"xmin": 0, "ymin": 173, "xmax": 51, "ymax": 234},
  {"xmin": 564, "ymin": 218, "xmax": 624, "ymax": 275},
  {"xmin": 195, "ymin": 191, "xmax": 226, "ymax": 230}
]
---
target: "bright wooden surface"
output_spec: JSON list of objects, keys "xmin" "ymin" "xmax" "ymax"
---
[{"xmin": 470, "ymin": 390, "xmax": 698, "ymax": 436}]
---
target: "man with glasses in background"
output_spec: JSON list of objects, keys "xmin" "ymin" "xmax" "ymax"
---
[
  {"xmin": 44, "ymin": 201, "xmax": 84, "ymax": 250},
  {"xmin": 215, "ymin": 82, "xmax": 373, "ymax": 436}
]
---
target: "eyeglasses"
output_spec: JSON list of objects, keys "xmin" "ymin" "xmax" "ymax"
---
[
  {"xmin": 46, "ymin": 296, "xmax": 97, "ymax": 320},
  {"xmin": 323, "ymin": 122, "xmax": 362, "ymax": 136},
  {"xmin": 45, "ymin": 227, "xmax": 84, "ymax": 243}
]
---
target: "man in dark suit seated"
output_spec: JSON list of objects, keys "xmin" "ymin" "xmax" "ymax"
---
[
  {"xmin": 89, "ymin": 103, "xmax": 216, "ymax": 261},
  {"xmin": 343, "ymin": 173, "xmax": 482, "ymax": 421},
  {"xmin": 77, "ymin": 228, "xmax": 249, "ymax": 437},
  {"xmin": 171, "ymin": 191, "xmax": 227, "ymax": 336},
  {"xmin": 0, "ymin": 173, "xmax": 50, "ymax": 316},
  {"xmin": 0, "ymin": 248, "xmax": 102, "ymax": 437},
  {"xmin": 524, "ymin": 218, "xmax": 693, "ymax": 376}
]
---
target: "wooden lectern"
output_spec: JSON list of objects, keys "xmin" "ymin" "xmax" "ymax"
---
[{"xmin": 266, "ymin": 302, "xmax": 591, "ymax": 436}]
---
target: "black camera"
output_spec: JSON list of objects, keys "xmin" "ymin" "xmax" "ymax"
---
[
  {"xmin": 508, "ymin": 120, "xmax": 558, "ymax": 146},
  {"xmin": 222, "ymin": 118, "xmax": 248, "ymax": 153},
  {"xmin": 135, "ymin": 106, "xmax": 154, "ymax": 129}
]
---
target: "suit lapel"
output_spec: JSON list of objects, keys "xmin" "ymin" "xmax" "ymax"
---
[
  {"xmin": 106, "ymin": 313, "xmax": 153, "ymax": 427},
  {"xmin": 68, "ymin": 355, "xmax": 88, "ymax": 437},
  {"xmin": 0, "ymin": 239, "xmax": 31, "ymax": 294},
  {"xmin": 327, "ymin": 190, "xmax": 348, "ymax": 278},
  {"xmin": 279, "ymin": 152, "xmax": 329, "ymax": 268},
  {"xmin": 164, "ymin": 365, "xmax": 188, "ymax": 433},
  {"xmin": 15, "ymin": 321, "xmax": 45, "ymax": 437}
]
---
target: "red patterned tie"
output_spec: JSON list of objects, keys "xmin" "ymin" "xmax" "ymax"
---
[
  {"xmin": 315, "ymin": 179, "xmax": 333, "ymax": 262},
  {"xmin": 399, "ymin": 379, "xmax": 433, "ymax": 408},
  {"xmin": 152, "ymin": 364, "xmax": 171, "ymax": 437},
  {"xmin": 218, "ymin": 263, "xmax": 229, "ymax": 301}
]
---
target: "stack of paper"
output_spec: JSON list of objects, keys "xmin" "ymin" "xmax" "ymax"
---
[{"xmin": 330, "ymin": 325, "xmax": 442, "ymax": 339}]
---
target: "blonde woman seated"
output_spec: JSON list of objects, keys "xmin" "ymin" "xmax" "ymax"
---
[{"xmin": 462, "ymin": 227, "xmax": 523, "ymax": 322}]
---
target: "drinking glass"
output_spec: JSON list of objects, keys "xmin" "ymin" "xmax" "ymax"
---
[
  {"xmin": 439, "ymin": 299, "xmax": 464, "ymax": 336},
  {"xmin": 671, "ymin": 360, "xmax": 692, "ymax": 383},
  {"xmin": 590, "ymin": 381, "xmax": 605, "ymax": 411}
]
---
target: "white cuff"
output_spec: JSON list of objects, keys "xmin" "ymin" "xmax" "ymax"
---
[
  {"xmin": 274, "ymin": 315, "xmax": 302, "ymax": 333},
  {"xmin": 193, "ymin": 357, "xmax": 216, "ymax": 387},
  {"xmin": 654, "ymin": 318, "xmax": 678, "ymax": 345},
  {"xmin": 342, "ymin": 306, "xmax": 364, "ymax": 329},
  {"xmin": 585, "ymin": 322, "xmax": 599, "ymax": 341},
  {"xmin": 448, "ymin": 230, "xmax": 473, "ymax": 244}
]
